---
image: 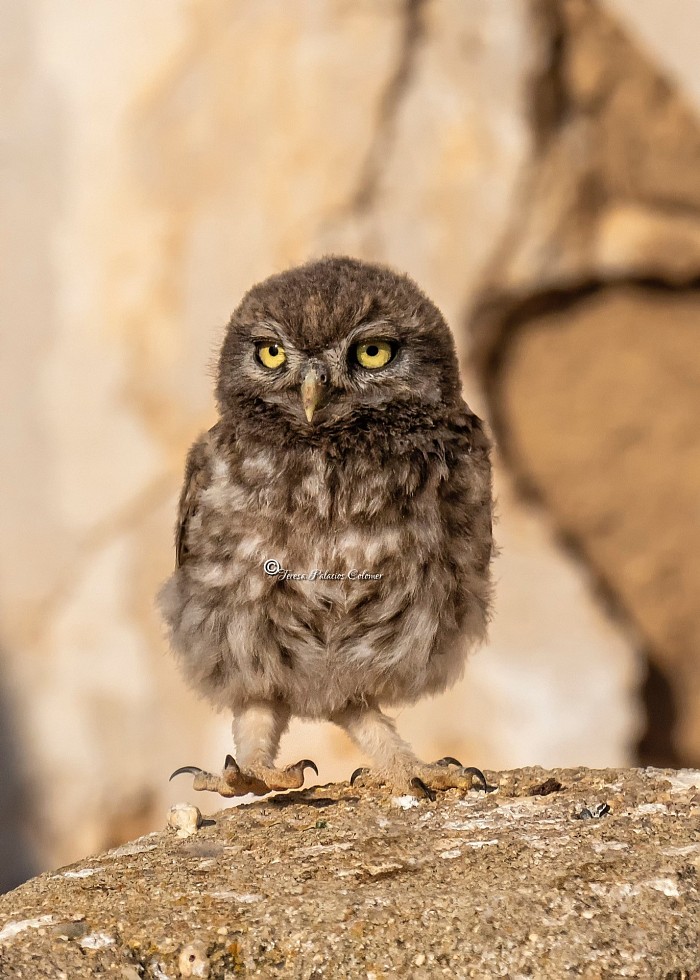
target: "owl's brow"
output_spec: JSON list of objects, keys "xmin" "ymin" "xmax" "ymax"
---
[
  {"xmin": 253, "ymin": 319, "xmax": 288, "ymax": 343},
  {"xmin": 346, "ymin": 319, "xmax": 397, "ymax": 344}
]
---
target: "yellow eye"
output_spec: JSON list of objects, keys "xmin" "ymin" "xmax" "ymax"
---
[
  {"xmin": 355, "ymin": 339, "xmax": 395, "ymax": 370},
  {"xmin": 256, "ymin": 342, "xmax": 286, "ymax": 369}
]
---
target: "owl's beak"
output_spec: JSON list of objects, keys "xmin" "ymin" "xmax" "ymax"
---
[{"xmin": 301, "ymin": 362, "xmax": 328, "ymax": 422}]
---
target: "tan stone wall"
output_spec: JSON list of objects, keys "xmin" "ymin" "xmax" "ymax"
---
[
  {"xmin": 5, "ymin": 0, "xmax": 696, "ymax": 884},
  {"xmin": 471, "ymin": 0, "xmax": 700, "ymax": 770}
]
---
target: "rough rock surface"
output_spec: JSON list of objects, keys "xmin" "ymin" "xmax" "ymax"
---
[
  {"xmin": 470, "ymin": 0, "xmax": 700, "ymax": 765},
  {"xmin": 1, "ymin": 768, "xmax": 700, "ymax": 978}
]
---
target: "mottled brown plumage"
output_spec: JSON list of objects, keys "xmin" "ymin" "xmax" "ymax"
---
[{"xmin": 159, "ymin": 256, "xmax": 493, "ymax": 798}]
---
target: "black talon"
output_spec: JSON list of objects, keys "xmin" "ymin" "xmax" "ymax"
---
[
  {"xmin": 292, "ymin": 759, "xmax": 319, "ymax": 776},
  {"xmin": 410, "ymin": 777, "xmax": 437, "ymax": 802},
  {"xmin": 435, "ymin": 756, "xmax": 463, "ymax": 768},
  {"xmin": 461, "ymin": 766, "xmax": 488, "ymax": 791},
  {"xmin": 350, "ymin": 767, "xmax": 369, "ymax": 786},
  {"xmin": 169, "ymin": 766, "xmax": 204, "ymax": 782}
]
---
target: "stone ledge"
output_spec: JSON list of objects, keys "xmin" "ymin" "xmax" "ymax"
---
[{"xmin": 1, "ymin": 767, "xmax": 699, "ymax": 978}]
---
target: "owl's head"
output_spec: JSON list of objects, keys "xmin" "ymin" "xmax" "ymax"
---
[{"xmin": 216, "ymin": 257, "xmax": 462, "ymax": 439}]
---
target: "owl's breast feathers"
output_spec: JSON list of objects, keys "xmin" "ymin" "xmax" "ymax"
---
[{"xmin": 160, "ymin": 408, "xmax": 493, "ymax": 715}]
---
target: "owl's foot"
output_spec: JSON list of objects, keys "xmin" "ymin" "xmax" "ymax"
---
[
  {"xmin": 350, "ymin": 757, "xmax": 490, "ymax": 801},
  {"xmin": 169, "ymin": 754, "xmax": 318, "ymax": 798}
]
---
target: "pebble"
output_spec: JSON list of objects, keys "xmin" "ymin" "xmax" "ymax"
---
[
  {"xmin": 392, "ymin": 796, "xmax": 421, "ymax": 810},
  {"xmin": 178, "ymin": 940, "xmax": 210, "ymax": 977},
  {"xmin": 167, "ymin": 803, "xmax": 203, "ymax": 838}
]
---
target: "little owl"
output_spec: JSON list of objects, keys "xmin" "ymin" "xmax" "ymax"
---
[{"xmin": 159, "ymin": 256, "xmax": 493, "ymax": 800}]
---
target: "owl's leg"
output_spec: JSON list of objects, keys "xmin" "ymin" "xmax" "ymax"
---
[
  {"xmin": 169, "ymin": 700, "xmax": 317, "ymax": 798},
  {"xmin": 333, "ymin": 701, "xmax": 488, "ymax": 800},
  {"xmin": 231, "ymin": 700, "xmax": 318, "ymax": 790}
]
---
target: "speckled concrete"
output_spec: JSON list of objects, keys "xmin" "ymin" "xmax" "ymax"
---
[{"xmin": 0, "ymin": 767, "xmax": 699, "ymax": 977}]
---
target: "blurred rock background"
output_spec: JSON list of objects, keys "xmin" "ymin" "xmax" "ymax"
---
[{"xmin": 1, "ymin": 0, "xmax": 698, "ymax": 889}]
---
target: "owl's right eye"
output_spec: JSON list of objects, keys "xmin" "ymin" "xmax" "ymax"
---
[{"xmin": 255, "ymin": 342, "xmax": 287, "ymax": 369}]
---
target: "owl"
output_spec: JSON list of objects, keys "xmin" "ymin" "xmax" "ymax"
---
[{"xmin": 159, "ymin": 256, "xmax": 493, "ymax": 800}]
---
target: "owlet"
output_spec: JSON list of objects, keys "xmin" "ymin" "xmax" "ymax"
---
[{"xmin": 159, "ymin": 256, "xmax": 493, "ymax": 799}]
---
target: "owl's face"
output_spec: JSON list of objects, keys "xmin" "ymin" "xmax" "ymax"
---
[{"xmin": 216, "ymin": 257, "xmax": 461, "ymax": 436}]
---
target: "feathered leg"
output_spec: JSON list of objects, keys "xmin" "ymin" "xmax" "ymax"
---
[
  {"xmin": 170, "ymin": 700, "xmax": 317, "ymax": 797},
  {"xmin": 333, "ymin": 700, "xmax": 488, "ymax": 800}
]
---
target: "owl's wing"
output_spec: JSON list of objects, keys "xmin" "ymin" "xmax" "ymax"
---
[
  {"xmin": 441, "ymin": 407, "xmax": 494, "ymax": 612},
  {"xmin": 175, "ymin": 425, "xmax": 217, "ymax": 568}
]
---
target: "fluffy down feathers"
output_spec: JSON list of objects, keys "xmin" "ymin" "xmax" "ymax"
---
[{"xmin": 158, "ymin": 256, "xmax": 493, "ymax": 721}]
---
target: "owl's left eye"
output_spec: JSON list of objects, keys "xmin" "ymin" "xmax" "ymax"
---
[
  {"xmin": 353, "ymin": 339, "xmax": 396, "ymax": 370},
  {"xmin": 256, "ymin": 342, "xmax": 287, "ymax": 369}
]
